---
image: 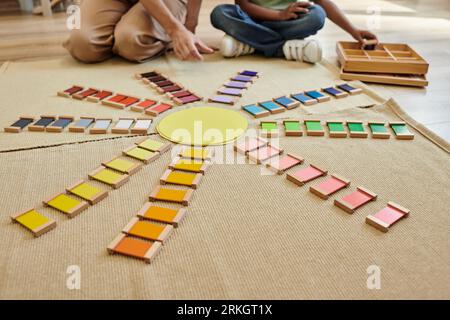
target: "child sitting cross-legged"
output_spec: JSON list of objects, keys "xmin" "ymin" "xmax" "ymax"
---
[{"xmin": 210, "ymin": 0, "xmax": 378, "ymax": 63}]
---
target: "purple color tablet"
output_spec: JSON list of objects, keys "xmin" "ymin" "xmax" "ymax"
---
[
  {"xmin": 218, "ymin": 87, "xmax": 243, "ymax": 96},
  {"xmin": 224, "ymin": 81, "xmax": 248, "ymax": 89},
  {"xmin": 231, "ymin": 75, "xmax": 253, "ymax": 83},
  {"xmin": 209, "ymin": 95, "xmax": 236, "ymax": 105},
  {"xmin": 240, "ymin": 70, "xmax": 258, "ymax": 77}
]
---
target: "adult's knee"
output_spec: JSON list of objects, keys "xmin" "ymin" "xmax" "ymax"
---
[
  {"xmin": 114, "ymin": 28, "xmax": 163, "ymax": 63},
  {"xmin": 307, "ymin": 5, "xmax": 327, "ymax": 32},
  {"xmin": 65, "ymin": 30, "xmax": 112, "ymax": 63}
]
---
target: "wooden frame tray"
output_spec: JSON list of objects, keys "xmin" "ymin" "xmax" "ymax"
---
[
  {"xmin": 337, "ymin": 41, "xmax": 429, "ymax": 75},
  {"xmin": 340, "ymin": 68, "xmax": 428, "ymax": 87}
]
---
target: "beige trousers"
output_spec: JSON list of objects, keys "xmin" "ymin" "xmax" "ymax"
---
[{"xmin": 64, "ymin": 0, "xmax": 187, "ymax": 63}]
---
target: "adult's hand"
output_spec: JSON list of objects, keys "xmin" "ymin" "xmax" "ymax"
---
[
  {"xmin": 278, "ymin": 1, "xmax": 312, "ymax": 20},
  {"xmin": 170, "ymin": 26, "xmax": 214, "ymax": 61}
]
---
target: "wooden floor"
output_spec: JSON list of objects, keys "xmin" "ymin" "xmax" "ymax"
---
[{"xmin": 1, "ymin": 0, "xmax": 449, "ymax": 141}]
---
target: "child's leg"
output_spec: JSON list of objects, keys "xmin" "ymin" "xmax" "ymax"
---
[
  {"xmin": 262, "ymin": 5, "xmax": 326, "ymax": 42},
  {"xmin": 113, "ymin": 0, "xmax": 187, "ymax": 62},
  {"xmin": 63, "ymin": 0, "xmax": 133, "ymax": 63},
  {"xmin": 210, "ymin": 4, "xmax": 285, "ymax": 57}
]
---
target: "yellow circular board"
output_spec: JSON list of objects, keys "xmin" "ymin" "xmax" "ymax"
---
[{"xmin": 157, "ymin": 107, "xmax": 248, "ymax": 146}]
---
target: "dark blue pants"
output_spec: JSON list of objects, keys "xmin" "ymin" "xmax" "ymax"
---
[{"xmin": 210, "ymin": 4, "xmax": 326, "ymax": 57}]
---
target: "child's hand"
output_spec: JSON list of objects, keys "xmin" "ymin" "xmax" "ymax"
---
[
  {"xmin": 352, "ymin": 29, "xmax": 378, "ymax": 45},
  {"xmin": 278, "ymin": 2, "xmax": 312, "ymax": 20}
]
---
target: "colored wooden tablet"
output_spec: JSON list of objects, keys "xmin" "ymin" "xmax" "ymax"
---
[
  {"xmin": 266, "ymin": 153, "xmax": 304, "ymax": 174},
  {"xmin": 366, "ymin": 201, "xmax": 409, "ymax": 232},
  {"xmin": 150, "ymin": 80, "xmax": 173, "ymax": 88},
  {"xmin": 287, "ymin": 164, "xmax": 327, "ymax": 186},
  {"xmin": 89, "ymin": 118, "xmax": 112, "ymax": 134},
  {"xmin": 88, "ymin": 167, "xmax": 129, "ymax": 189},
  {"xmin": 102, "ymin": 156, "xmax": 142, "ymax": 175},
  {"xmin": 258, "ymin": 101, "xmax": 285, "ymax": 114},
  {"xmin": 224, "ymin": 81, "xmax": 249, "ymax": 89},
  {"xmin": 111, "ymin": 118, "xmax": 135, "ymax": 134},
  {"xmin": 326, "ymin": 121, "xmax": 347, "ymax": 138},
  {"xmin": 291, "ymin": 93, "xmax": 317, "ymax": 106},
  {"xmin": 167, "ymin": 90, "xmax": 192, "ymax": 99},
  {"xmin": 218, "ymin": 87, "xmax": 243, "ymax": 97},
  {"xmin": 304, "ymin": 120, "xmax": 324, "ymax": 136},
  {"xmin": 72, "ymin": 88, "xmax": 99, "ymax": 100},
  {"xmin": 149, "ymin": 186, "xmax": 194, "ymax": 206},
  {"xmin": 131, "ymin": 99, "xmax": 158, "ymax": 112},
  {"xmin": 136, "ymin": 138, "xmax": 171, "ymax": 153},
  {"xmin": 247, "ymin": 145, "xmax": 283, "ymax": 164},
  {"xmin": 231, "ymin": 75, "xmax": 253, "ymax": 83},
  {"xmin": 66, "ymin": 180, "xmax": 108, "ymax": 205},
  {"xmin": 105, "ymin": 96, "xmax": 139, "ymax": 109},
  {"xmin": 144, "ymin": 75, "xmax": 166, "ymax": 84},
  {"xmin": 179, "ymin": 147, "xmax": 213, "ymax": 160},
  {"xmin": 4, "ymin": 116, "xmax": 35, "ymax": 133},
  {"xmin": 208, "ymin": 95, "xmax": 238, "ymax": 105},
  {"xmin": 369, "ymin": 122, "xmax": 390, "ymax": 139},
  {"xmin": 310, "ymin": 174, "xmax": 350, "ymax": 199},
  {"xmin": 107, "ymin": 233, "xmax": 162, "ymax": 264},
  {"xmin": 169, "ymin": 157, "xmax": 210, "ymax": 174},
  {"xmin": 337, "ymin": 83, "xmax": 362, "ymax": 95},
  {"xmin": 137, "ymin": 203, "xmax": 186, "ymax": 227},
  {"xmin": 43, "ymin": 193, "xmax": 89, "ymax": 218},
  {"xmin": 273, "ymin": 96, "xmax": 299, "ymax": 109},
  {"xmin": 145, "ymin": 102, "xmax": 172, "ymax": 116},
  {"xmin": 102, "ymin": 94, "xmax": 127, "ymax": 107},
  {"xmin": 260, "ymin": 121, "xmax": 279, "ymax": 138},
  {"xmin": 86, "ymin": 90, "xmax": 113, "ymax": 102},
  {"xmin": 122, "ymin": 217, "xmax": 173, "ymax": 243},
  {"xmin": 346, "ymin": 121, "xmax": 368, "ymax": 138},
  {"xmin": 69, "ymin": 117, "xmax": 95, "ymax": 132},
  {"xmin": 11, "ymin": 208, "xmax": 56, "ymax": 237},
  {"xmin": 157, "ymin": 84, "xmax": 183, "ymax": 94},
  {"xmin": 173, "ymin": 94, "xmax": 202, "ymax": 105},
  {"xmin": 334, "ymin": 186, "xmax": 377, "ymax": 214},
  {"xmin": 58, "ymin": 85, "xmax": 83, "ymax": 97},
  {"xmin": 242, "ymin": 104, "xmax": 270, "ymax": 118},
  {"xmin": 234, "ymin": 136, "xmax": 268, "ymax": 154},
  {"xmin": 322, "ymin": 87, "xmax": 348, "ymax": 99},
  {"xmin": 389, "ymin": 122, "xmax": 414, "ymax": 140},
  {"xmin": 160, "ymin": 84, "xmax": 182, "ymax": 93},
  {"xmin": 304, "ymin": 90, "xmax": 330, "ymax": 103},
  {"xmin": 46, "ymin": 116, "xmax": 74, "ymax": 132},
  {"xmin": 130, "ymin": 118, "xmax": 152, "ymax": 134},
  {"xmin": 29, "ymin": 115, "xmax": 56, "ymax": 131},
  {"xmin": 283, "ymin": 119, "xmax": 302, "ymax": 136},
  {"xmin": 160, "ymin": 169, "xmax": 203, "ymax": 189},
  {"xmin": 123, "ymin": 146, "xmax": 160, "ymax": 164},
  {"xmin": 136, "ymin": 71, "xmax": 159, "ymax": 79},
  {"xmin": 239, "ymin": 70, "xmax": 259, "ymax": 77}
]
